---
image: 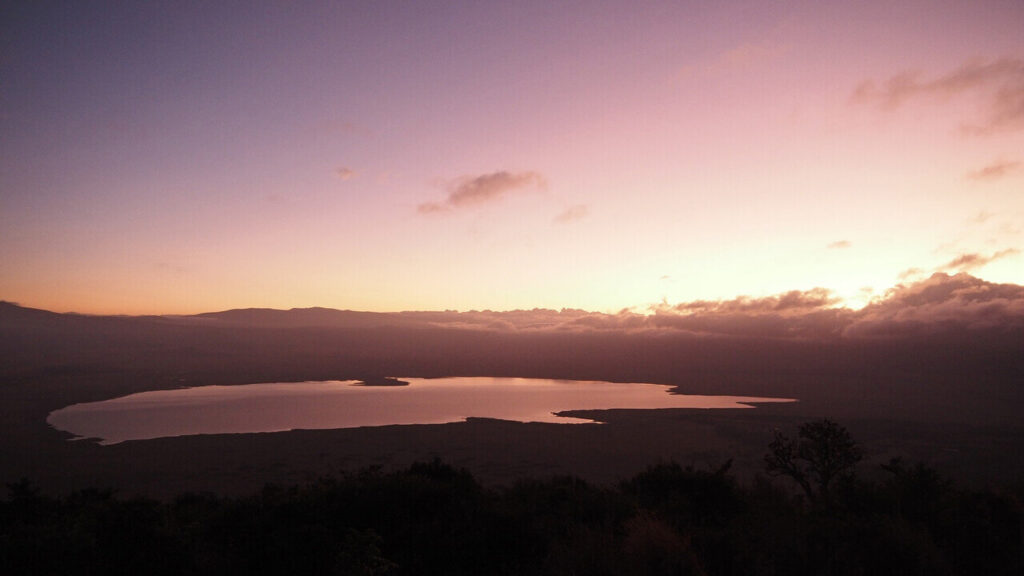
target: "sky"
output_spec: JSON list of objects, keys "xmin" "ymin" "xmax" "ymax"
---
[{"xmin": 2, "ymin": 1, "xmax": 1023, "ymax": 315}]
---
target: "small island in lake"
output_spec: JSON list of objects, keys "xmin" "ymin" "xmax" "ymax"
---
[{"xmin": 355, "ymin": 377, "xmax": 410, "ymax": 387}]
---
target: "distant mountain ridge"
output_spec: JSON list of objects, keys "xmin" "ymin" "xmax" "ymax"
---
[
  {"xmin": 0, "ymin": 301, "xmax": 64, "ymax": 320},
  {"xmin": 192, "ymin": 307, "xmax": 392, "ymax": 328},
  {"xmin": 3, "ymin": 272, "xmax": 1024, "ymax": 337}
]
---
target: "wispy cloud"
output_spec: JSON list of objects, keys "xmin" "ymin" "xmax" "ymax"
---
[
  {"xmin": 898, "ymin": 267, "xmax": 924, "ymax": 280},
  {"xmin": 852, "ymin": 58, "xmax": 1024, "ymax": 134},
  {"xmin": 936, "ymin": 249, "xmax": 1019, "ymax": 273},
  {"xmin": 966, "ymin": 159, "xmax": 1020, "ymax": 181},
  {"xmin": 969, "ymin": 211, "xmax": 993, "ymax": 224},
  {"xmin": 827, "ymin": 240, "xmax": 852, "ymax": 249},
  {"xmin": 553, "ymin": 204, "xmax": 589, "ymax": 224},
  {"xmin": 336, "ymin": 167, "xmax": 357, "ymax": 181},
  {"xmin": 417, "ymin": 171, "xmax": 546, "ymax": 214}
]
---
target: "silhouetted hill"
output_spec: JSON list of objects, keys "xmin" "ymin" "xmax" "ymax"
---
[
  {"xmin": 191, "ymin": 307, "xmax": 393, "ymax": 328},
  {"xmin": 0, "ymin": 300, "xmax": 71, "ymax": 325}
]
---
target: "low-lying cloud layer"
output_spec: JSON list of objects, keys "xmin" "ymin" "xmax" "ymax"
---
[
  {"xmin": 456, "ymin": 274, "xmax": 1022, "ymax": 339},
  {"xmin": 176, "ymin": 273, "xmax": 1024, "ymax": 343},
  {"xmin": 418, "ymin": 171, "xmax": 547, "ymax": 214},
  {"xmin": 10, "ymin": 274, "xmax": 1020, "ymax": 349}
]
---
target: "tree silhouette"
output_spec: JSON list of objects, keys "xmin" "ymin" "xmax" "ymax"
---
[{"xmin": 764, "ymin": 418, "xmax": 862, "ymax": 504}]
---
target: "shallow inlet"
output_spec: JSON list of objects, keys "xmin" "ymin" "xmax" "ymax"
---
[{"xmin": 47, "ymin": 377, "xmax": 796, "ymax": 444}]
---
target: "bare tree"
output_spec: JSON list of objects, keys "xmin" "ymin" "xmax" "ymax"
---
[{"xmin": 764, "ymin": 418, "xmax": 862, "ymax": 504}]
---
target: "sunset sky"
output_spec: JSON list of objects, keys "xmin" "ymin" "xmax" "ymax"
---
[{"xmin": 2, "ymin": 1, "xmax": 1023, "ymax": 315}]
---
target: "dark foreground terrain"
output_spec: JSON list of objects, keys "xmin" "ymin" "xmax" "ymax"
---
[{"xmin": 3, "ymin": 457, "xmax": 1022, "ymax": 575}]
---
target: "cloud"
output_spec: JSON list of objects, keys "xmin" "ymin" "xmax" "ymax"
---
[
  {"xmin": 664, "ymin": 287, "xmax": 840, "ymax": 316},
  {"xmin": 171, "ymin": 273, "xmax": 1024, "ymax": 344},
  {"xmin": 641, "ymin": 288, "xmax": 848, "ymax": 340},
  {"xmin": 552, "ymin": 274, "xmax": 1024, "ymax": 340},
  {"xmin": 936, "ymin": 249, "xmax": 1019, "ymax": 273},
  {"xmin": 416, "ymin": 202, "xmax": 447, "ymax": 214},
  {"xmin": 417, "ymin": 171, "xmax": 546, "ymax": 214},
  {"xmin": 898, "ymin": 267, "xmax": 924, "ymax": 280},
  {"xmin": 852, "ymin": 58, "xmax": 1024, "ymax": 133},
  {"xmin": 827, "ymin": 240, "xmax": 852, "ymax": 249},
  {"xmin": 969, "ymin": 211, "xmax": 993, "ymax": 224},
  {"xmin": 336, "ymin": 167, "xmax": 357, "ymax": 181},
  {"xmin": 553, "ymin": 204, "xmax": 589, "ymax": 224},
  {"xmin": 966, "ymin": 160, "xmax": 1020, "ymax": 181},
  {"xmin": 844, "ymin": 272, "xmax": 1024, "ymax": 337},
  {"xmin": 647, "ymin": 274, "xmax": 1024, "ymax": 340}
]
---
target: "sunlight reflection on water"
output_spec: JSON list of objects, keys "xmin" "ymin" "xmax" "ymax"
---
[{"xmin": 47, "ymin": 377, "xmax": 795, "ymax": 444}]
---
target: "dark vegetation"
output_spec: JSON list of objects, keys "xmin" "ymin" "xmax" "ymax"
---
[
  {"xmin": 764, "ymin": 418, "xmax": 862, "ymax": 505},
  {"xmin": 3, "ymin": 422, "xmax": 1021, "ymax": 575}
]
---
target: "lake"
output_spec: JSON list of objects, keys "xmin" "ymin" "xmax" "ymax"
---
[{"xmin": 47, "ymin": 377, "xmax": 795, "ymax": 444}]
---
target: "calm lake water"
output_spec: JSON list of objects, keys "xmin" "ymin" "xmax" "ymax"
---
[{"xmin": 47, "ymin": 377, "xmax": 795, "ymax": 444}]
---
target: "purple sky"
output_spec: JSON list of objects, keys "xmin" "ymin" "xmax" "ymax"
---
[{"xmin": 2, "ymin": 1, "xmax": 1023, "ymax": 314}]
